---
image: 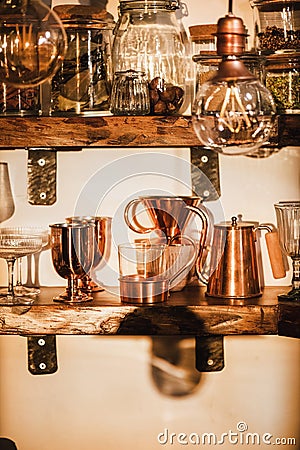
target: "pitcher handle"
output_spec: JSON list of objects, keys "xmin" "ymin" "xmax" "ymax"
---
[
  {"xmin": 256, "ymin": 223, "xmax": 286, "ymax": 279},
  {"xmin": 124, "ymin": 198, "xmax": 155, "ymax": 234},
  {"xmin": 168, "ymin": 235, "xmax": 198, "ymax": 290},
  {"xmin": 186, "ymin": 204, "xmax": 213, "ymax": 285}
]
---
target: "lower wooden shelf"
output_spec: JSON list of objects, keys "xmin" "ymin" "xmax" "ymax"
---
[{"xmin": 0, "ymin": 285, "xmax": 298, "ymax": 338}]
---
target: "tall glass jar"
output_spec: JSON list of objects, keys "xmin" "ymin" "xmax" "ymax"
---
[
  {"xmin": 50, "ymin": 6, "xmax": 115, "ymax": 116},
  {"xmin": 112, "ymin": 0, "xmax": 191, "ymax": 115}
]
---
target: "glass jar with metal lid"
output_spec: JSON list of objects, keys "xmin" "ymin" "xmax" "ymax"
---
[
  {"xmin": 250, "ymin": 0, "xmax": 300, "ymax": 52},
  {"xmin": 112, "ymin": 0, "xmax": 191, "ymax": 115},
  {"xmin": 265, "ymin": 51, "xmax": 300, "ymax": 112},
  {"xmin": 50, "ymin": 5, "xmax": 115, "ymax": 116}
]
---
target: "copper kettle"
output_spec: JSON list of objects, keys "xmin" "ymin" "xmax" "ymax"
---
[{"xmin": 206, "ymin": 216, "xmax": 286, "ymax": 298}]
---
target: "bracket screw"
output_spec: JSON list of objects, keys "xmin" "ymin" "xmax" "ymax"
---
[
  {"xmin": 39, "ymin": 362, "xmax": 47, "ymax": 370},
  {"xmin": 38, "ymin": 158, "xmax": 46, "ymax": 167}
]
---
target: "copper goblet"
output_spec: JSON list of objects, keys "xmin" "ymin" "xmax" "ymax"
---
[
  {"xmin": 50, "ymin": 222, "xmax": 95, "ymax": 303},
  {"xmin": 65, "ymin": 216, "xmax": 112, "ymax": 293}
]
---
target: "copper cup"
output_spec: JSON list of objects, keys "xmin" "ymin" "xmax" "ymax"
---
[
  {"xmin": 65, "ymin": 216, "xmax": 112, "ymax": 292},
  {"xmin": 118, "ymin": 240, "xmax": 197, "ymax": 303}
]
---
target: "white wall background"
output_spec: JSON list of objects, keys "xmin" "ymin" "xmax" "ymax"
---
[{"xmin": 0, "ymin": 0, "xmax": 299, "ymax": 449}]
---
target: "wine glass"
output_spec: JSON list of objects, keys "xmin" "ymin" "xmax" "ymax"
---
[
  {"xmin": 65, "ymin": 216, "xmax": 112, "ymax": 293},
  {"xmin": 0, "ymin": 162, "xmax": 15, "ymax": 223},
  {"xmin": 0, "ymin": 231, "xmax": 42, "ymax": 305},
  {"xmin": 50, "ymin": 222, "xmax": 95, "ymax": 303},
  {"xmin": 274, "ymin": 201, "xmax": 300, "ymax": 301},
  {"xmin": 0, "ymin": 227, "xmax": 49, "ymax": 296}
]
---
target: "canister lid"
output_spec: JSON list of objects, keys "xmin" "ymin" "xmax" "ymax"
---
[
  {"xmin": 119, "ymin": 0, "xmax": 180, "ymax": 10},
  {"xmin": 189, "ymin": 24, "xmax": 218, "ymax": 42},
  {"xmin": 53, "ymin": 5, "xmax": 115, "ymax": 26},
  {"xmin": 265, "ymin": 51, "xmax": 300, "ymax": 66}
]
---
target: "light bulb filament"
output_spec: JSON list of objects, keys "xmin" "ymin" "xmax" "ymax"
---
[
  {"xmin": 16, "ymin": 23, "xmax": 33, "ymax": 52},
  {"xmin": 219, "ymin": 84, "xmax": 252, "ymax": 133}
]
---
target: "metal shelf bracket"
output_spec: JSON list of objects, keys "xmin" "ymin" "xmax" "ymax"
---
[
  {"xmin": 27, "ymin": 335, "xmax": 58, "ymax": 375},
  {"xmin": 27, "ymin": 148, "xmax": 57, "ymax": 205}
]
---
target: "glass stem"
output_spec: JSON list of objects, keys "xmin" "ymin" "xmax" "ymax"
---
[
  {"xmin": 7, "ymin": 258, "xmax": 16, "ymax": 298},
  {"xmin": 16, "ymin": 258, "xmax": 22, "ymax": 286},
  {"xmin": 291, "ymin": 257, "xmax": 300, "ymax": 291}
]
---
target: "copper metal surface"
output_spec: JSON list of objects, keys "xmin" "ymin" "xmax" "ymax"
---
[
  {"xmin": 119, "ymin": 275, "xmax": 170, "ymax": 304},
  {"xmin": 216, "ymin": 13, "xmax": 248, "ymax": 56},
  {"xmin": 206, "ymin": 216, "xmax": 284, "ymax": 299}
]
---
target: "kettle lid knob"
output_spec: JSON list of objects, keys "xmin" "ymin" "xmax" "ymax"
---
[{"xmin": 231, "ymin": 216, "xmax": 238, "ymax": 227}]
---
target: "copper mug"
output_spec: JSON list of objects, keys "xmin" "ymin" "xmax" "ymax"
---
[
  {"xmin": 206, "ymin": 216, "xmax": 286, "ymax": 298},
  {"xmin": 118, "ymin": 240, "xmax": 197, "ymax": 304}
]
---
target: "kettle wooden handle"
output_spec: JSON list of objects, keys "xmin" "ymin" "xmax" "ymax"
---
[{"xmin": 265, "ymin": 231, "xmax": 286, "ymax": 279}]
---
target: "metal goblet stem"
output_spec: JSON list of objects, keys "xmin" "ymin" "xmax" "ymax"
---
[
  {"xmin": 275, "ymin": 201, "xmax": 300, "ymax": 301},
  {"xmin": 50, "ymin": 223, "xmax": 95, "ymax": 303}
]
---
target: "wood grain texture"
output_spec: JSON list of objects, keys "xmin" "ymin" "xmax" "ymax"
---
[
  {"xmin": 0, "ymin": 286, "xmax": 287, "ymax": 336},
  {"xmin": 0, "ymin": 115, "xmax": 298, "ymax": 149},
  {"xmin": 0, "ymin": 116, "xmax": 198, "ymax": 149}
]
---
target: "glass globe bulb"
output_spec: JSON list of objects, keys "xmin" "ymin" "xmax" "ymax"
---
[
  {"xmin": 192, "ymin": 74, "xmax": 277, "ymax": 156},
  {"xmin": 0, "ymin": 0, "xmax": 67, "ymax": 88}
]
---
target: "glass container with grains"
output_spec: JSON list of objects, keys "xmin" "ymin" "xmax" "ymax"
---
[
  {"xmin": 250, "ymin": 0, "xmax": 300, "ymax": 53},
  {"xmin": 265, "ymin": 52, "xmax": 300, "ymax": 112}
]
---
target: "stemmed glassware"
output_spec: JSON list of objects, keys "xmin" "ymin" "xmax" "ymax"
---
[
  {"xmin": 0, "ymin": 162, "xmax": 15, "ymax": 224},
  {"xmin": 0, "ymin": 227, "xmax": 49, "ymax": 296},
  {"xmin": 0, "ymin": 230, "xmax": 42, "ymax": 305},
  {"xmin": 65, "ymin": 216, "xmax": 112, "ymax": 293},
  {"xmin": 50, "ymin": 222, "xmax": 95, "ymax": 303},
  {"xmin": 274, "ymin": 201, "xmax": 300, "ymax": 301}
]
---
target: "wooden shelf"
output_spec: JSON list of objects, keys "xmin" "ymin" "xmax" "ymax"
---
[
  {"xmin": 0, "ymin": 114, "xmax": 299, "ymax": 149},
  {"xmin": 0, "ymin": 286, "xmax": 299, "ymax": 338}
]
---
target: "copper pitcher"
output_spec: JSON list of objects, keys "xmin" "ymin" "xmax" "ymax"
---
[
  {"xmin": 206, "ymin": 216, "xmax": 286, "ymax": 298},
  {"xmin": 124, "ymin": 195, "xmax": 213, "ymax": 285}
]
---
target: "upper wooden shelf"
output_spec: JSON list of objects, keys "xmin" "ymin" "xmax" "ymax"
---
[
  {"xmin": 0, "ymin": 286, "xmax": 299, "ymax": 338},
  {"xmin": 0, "ymin": 114, "xmax": 299, "ymax": 149}
]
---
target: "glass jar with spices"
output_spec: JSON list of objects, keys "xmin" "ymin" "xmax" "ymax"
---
[
  {"xmin": 265, "ymin": 52, "xmax": 300, "ymax": 112},
  {"xmin": 50, "ymin": 5, "xmax": 115, "ymax": 116},
  {"xmin": 111, "ymin": 0, "xmax": 191, "ymax": 115},
  {"xmin": 250, "ymin": 0, "xmax": 300, "ymax": 53}
]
